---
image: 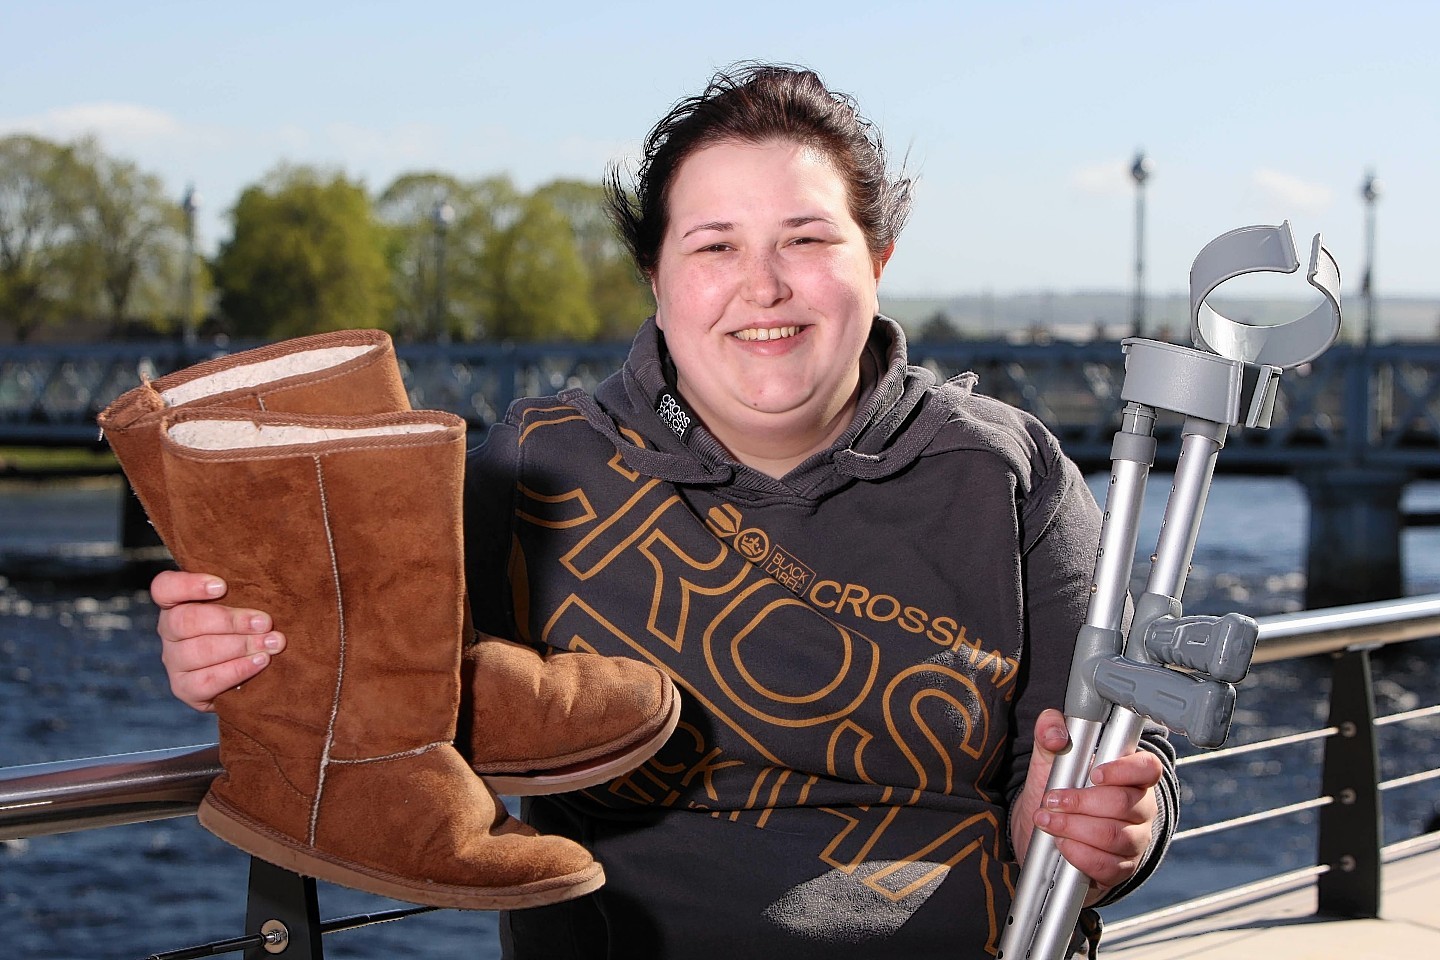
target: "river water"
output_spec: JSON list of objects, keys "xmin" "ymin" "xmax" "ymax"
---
[{"xmin": 2, "ymin": 475, "xmax": 1440, "ymax": 959}]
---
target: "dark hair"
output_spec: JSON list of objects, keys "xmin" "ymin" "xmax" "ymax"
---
[{"xmin": 606, "ymin": 62, "xmax": 913, "ymax": 277}]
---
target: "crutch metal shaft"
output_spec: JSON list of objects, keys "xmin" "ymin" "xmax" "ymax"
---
[
  {"xmin": 1000, "ymin": 403, "xmax": 1157, "ymax": 958},
  {"xmin": 1024, "ymin": 420, "xmax": 1228, "ymax": 957}
]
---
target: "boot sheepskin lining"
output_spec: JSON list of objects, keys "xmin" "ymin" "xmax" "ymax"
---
[
  {"xmin": 162, "ymin": 347, "xmax": 374, "ymax": 407},
  {"xmin": 168, "ymin": 419, "xmax": 445, "ymax": 451}
]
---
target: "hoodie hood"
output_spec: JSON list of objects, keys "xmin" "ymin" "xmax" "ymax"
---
[{"xmin": 558, "ymin": 316, "xmax": 974, "ymax": 502}]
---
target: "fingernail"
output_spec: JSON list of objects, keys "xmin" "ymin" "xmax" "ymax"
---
[
  {"xmin": 1045, "ymin": 792, "xmax": 1063, "ymax": 810},
  {"xmin": 251, "ymin": 653, "xmax": 269, "ymax": 667},
  {"xmin": 1034, "ymin": 810, "xmax": 1052, "ymax": 829},
  {"xmin": 205, "ymin": 580, "xmax": 225, "ymax": 596},
  {"xmin": 263, "ymin": 633, "xmax": 282, "ymax": 652},
  {"xmin": 1091, "ymin": 767, "xmax": 1106, "ymax": 785},
  {"xmin": 249, "ymin": 615, "xmax": 268, "ymax": 632}
]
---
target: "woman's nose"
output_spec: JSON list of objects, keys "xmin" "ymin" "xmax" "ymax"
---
[{"xmin": 741, "ymin": 250, "xmax": 790, "ymax": 307}]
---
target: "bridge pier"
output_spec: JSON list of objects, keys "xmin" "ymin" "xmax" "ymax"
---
[{"xmin": 1298, "ymin": 467, "xmax": 1409, "ymax": 608}]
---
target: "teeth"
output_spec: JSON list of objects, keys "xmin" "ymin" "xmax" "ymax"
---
[{"xmin": 733, "ymin": 326, "xmax": 801, "ymax": 342}]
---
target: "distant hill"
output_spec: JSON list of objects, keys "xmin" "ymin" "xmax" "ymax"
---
[{"xmin": 880, "ymin": 291, "xmax": 1440, "ymax": 344}]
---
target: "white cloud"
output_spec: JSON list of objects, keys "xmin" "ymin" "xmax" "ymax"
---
[
  {"xmin": 1250, "ymin": 168, "xmax": 1332, "ymax": 213},
  {"xmin": 0, "ymin": 101, "xmax": 183, "ymax": 142}
]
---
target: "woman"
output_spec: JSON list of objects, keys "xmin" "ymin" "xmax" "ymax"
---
[{"xmin": 151, "ymin": 63, "xmax": 1176, "ymax": 958}]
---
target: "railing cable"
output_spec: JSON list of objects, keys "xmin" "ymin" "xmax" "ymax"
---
[
  {"xmin": 1172, "ymin": 796, "xmax": 1335, "ymax": 843},
  {"xmin": 1174, "ymin": 726, "xmax": 1338, "ymax": 767},
  {"xmin": 144, "ymin": 905, "xmax": 438, "ymax": 960}
]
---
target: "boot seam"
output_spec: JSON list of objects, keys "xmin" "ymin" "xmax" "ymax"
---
[
  {"xmin": 311, "ymin": 454, "xmax": 346, "ymax": 847},
  {"xmin": 329, "ymin": 740, "xmax": 451, "ymax": 765}
]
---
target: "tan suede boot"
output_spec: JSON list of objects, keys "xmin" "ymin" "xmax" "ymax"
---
[
  {"xmin": 98, "ymin": 330, "xmax": 680, "ymax": 796},
  {"xmin": 158, "ymin": 408, "xmax": 602, "ymax": 909},
  {"xmin": 459, "ymin": 639, "xmax": 680, "ymax": 795}
]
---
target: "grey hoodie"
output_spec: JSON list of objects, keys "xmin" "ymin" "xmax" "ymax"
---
[{"xmin": 466, "ymin": 317, "xmax": 1178, "ymax": 959}]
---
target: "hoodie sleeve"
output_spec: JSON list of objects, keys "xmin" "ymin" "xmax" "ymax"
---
[{"xmin": 1004, "ymin": 447, "xmax": 1101, "ymax": 806}]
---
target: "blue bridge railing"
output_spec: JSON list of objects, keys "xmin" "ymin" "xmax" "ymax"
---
[{"xmin": 4, "ymin": 338, "xmax": 1440, "ymax": 475}]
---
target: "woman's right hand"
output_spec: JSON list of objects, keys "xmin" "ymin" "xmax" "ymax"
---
[{"xmin": 151, "ymin": 570, "xmax": 285, "ymax": 713}]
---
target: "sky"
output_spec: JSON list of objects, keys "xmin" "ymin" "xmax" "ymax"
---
[{"xmin": 3, "ymin": 1, "xmax": 1437, "ymax": 303}]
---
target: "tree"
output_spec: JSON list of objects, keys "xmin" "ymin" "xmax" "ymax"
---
[
  {"xmin": 915, "ymin": 309, "xmax": 963, "ymax": 342},
  {"xmin": 213, "ymin": 165, "xmax": 391, "ymax": 339},
  {"xmin": 484, "ymin": 194, "xmax": 600, "ymax": 341},
  {"xmin": 378, "ymin": 171, "xmax": 464, "ymax": 341},
  {"xmin": 65, "ymin": 138, "xmax": 187, "ymax": 334},
  {"xmin": 532, "ymin": 179, "xmax": 652, "ymax": 339},
  {"xmin": 0, "ymin": 135, "xmax": 76, "ymax": 341},
  {"xmin": 375, "ymin": 172, "xmax": 520, "ymax": 342}
]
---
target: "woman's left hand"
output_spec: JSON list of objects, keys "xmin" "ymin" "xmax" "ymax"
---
[{"xmin": 1010, "ymin": 708, "xmax": 1163, "ymax": 906}]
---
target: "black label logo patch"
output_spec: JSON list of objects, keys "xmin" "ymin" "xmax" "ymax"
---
[{"xmin": 655, "ymin": 390, "xmax": 693, "ymax": 441}]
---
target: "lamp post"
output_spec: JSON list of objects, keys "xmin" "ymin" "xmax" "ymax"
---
[
  {"xmin": 180, "ymin": 185, "xmax": 200, "ymax": 346},
  {"xmin": 1361, "ymin": 169, "xmax": 1381, "ymax": 347},
  {"xmin": 1130, "ymin": 151, "xmax": 1152, "ymax": 338},
  {"xmin": 431, "ymin": 200, "xmax": 455, "ymax": 344}
]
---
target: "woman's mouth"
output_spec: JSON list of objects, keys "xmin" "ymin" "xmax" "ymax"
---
[{"xmin": 732, "ymin": 325, "xmax": 801, "ymax": 342}]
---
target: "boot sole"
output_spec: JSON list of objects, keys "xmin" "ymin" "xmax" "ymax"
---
[
  {"xmin": 197, "ymin": 793, "xmax": 605, "ymax": 910},
  {"xmin": 478, "ymin": 683, "xmax": 683, "ymax": 796}
]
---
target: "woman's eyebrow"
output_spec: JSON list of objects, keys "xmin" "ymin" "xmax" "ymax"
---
[
  {"xmin": 782, "ymin": 215, "xmax": 834, "ymax": 229},
  {"xmin": 680, "ymin": 215, "xmax": 835, "ymax": 239},
  {"xmin": 680, "ymin": 221, "xmax": 733, "ymax": 239}
]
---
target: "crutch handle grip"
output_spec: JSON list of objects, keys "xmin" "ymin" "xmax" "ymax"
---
[
  {"xmin": 1092, "ymin": 657, "xmax": 1237, "ymax": 748},
  {"xmin": 1144, "ymin": 611, "xmax": 1259, "ymax": 683}
]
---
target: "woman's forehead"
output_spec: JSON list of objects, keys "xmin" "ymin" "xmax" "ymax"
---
[{"xmin": 666, "ymin": 140, "xmax": 850, "ymax": 219}]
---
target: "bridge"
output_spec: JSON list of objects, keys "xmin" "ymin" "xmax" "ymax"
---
[{"xmin": 4, "ymin": 336, "xmax": 1440, "ymax": 603}]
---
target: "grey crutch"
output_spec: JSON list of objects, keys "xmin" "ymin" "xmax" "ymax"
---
[{"xmin": 998, "ymin": 222, "xmax": 1343, "ymax": 959}]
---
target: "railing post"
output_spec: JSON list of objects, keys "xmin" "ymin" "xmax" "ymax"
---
[
  {"xmin": 243, "ymin": 857, "xmax": 324, "ymax": 959},
  {"xmin": 1316, "ymin": 647, "xmax": 1382, "ymax": 918}
]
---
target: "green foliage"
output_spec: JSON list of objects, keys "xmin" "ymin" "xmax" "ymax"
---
[
  {"xmin": 0, "ymin": 134, "xmax": 193, "ymax": 340},
  {"xmin": 0, "ymin": 133, "xmax": 653, "ymax": 344},
  {"xmin": 532, "ymin": 179, "xmax": 652, "ymax": 340},
  {"xmin": 374, "ymin": 172, "xmax": 651, "ymax": 343},
  {"xmin": 0, "ymin": 136, "xmax": 80, "ymax": 341},
  {"xmin": 485, "ymin": 194, "xmax": 600, "ymax": 341},
  {"xmin": 378, "ymin": 171, "xmax": 465, "ymax": 341},
  {"xmin": 65, "ymin": 138, "xmax": 187, "ymax": 333},
  {"xmin": 376, "ymin": 172, "xmax": 521, "ymax": 342},
  {"xmin": 213, "ymin": 166, "xmax": 391, "ymax": 339}
]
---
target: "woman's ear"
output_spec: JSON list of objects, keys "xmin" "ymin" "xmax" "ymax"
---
[
  {"xmin": 874, "ymin": 242, "xmax": 896, "ymax": 281},
  {"xmin": 649, "ymin": 272, "xmax": 663, "ymax": 328}
]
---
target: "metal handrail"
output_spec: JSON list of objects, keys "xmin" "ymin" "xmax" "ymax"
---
[
  {"xmin": 0, "ymin": 743, "xmax": 218, "ymax": 840},
  {"xmin": 7, "ymin": 594, "xmax": 1438, "ymax": 840},
  {"xmin": 1252, "ymin": 593, "xmax": 1440, "ymax": 661},
  {"xmin": 1102, "ymin": 595, "xmax": 1440, "ymax": 943}
]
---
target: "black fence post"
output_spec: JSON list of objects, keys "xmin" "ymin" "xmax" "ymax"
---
[
  {"xmin": 1316, "ymin": 647, "xmax": 1382, "ymax": 918},
  {"xmin": 243, "ymin": 857, "xmax": 324, "ymax": 959}
]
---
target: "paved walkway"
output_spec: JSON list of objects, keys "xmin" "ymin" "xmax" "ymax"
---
[{"xmin": 1102, "ymin": 836, "xmax": 1440, "ymax": 958}]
